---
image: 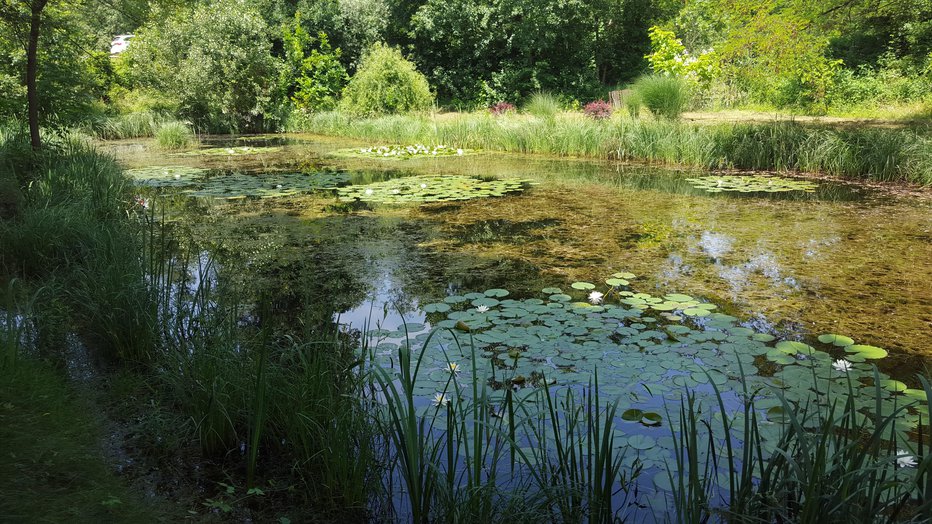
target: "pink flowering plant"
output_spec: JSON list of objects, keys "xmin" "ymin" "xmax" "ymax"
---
[
  {"xmin": 489, "ymin": 101, "xmax": 516, "ymax": 116},
  {"xmin": 583, "ymin": 99, "xmax": 613, "ymax": 120}
]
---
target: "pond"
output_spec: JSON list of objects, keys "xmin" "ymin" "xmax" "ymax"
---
[{"xmin": 107, "ymin": 133, "xmax": 932, "ymax": 517}]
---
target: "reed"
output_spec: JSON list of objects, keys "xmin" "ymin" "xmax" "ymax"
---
[{"xmin": 289, "ymin": 111, "xmax": 932, "ymax": 185}]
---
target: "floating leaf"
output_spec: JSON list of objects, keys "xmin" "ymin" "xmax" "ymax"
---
[
  {"xmin": 626, "ymin": 434, "xmax": 656, "ymax": 451},
  {"xmin": 686, "ymin": 175, "xmax": 818, "ymax": 194},
  {"xmin": 818, "ymin": 334, "xmax": 855, "ymax": 347},
  {"xmin": 337, "ymin": 175, "xmax": 531, "ymax": 204},
  {"xmin": 423, "ymin": 303, "xmax": 451, "ymax": 314},
  {"xmin": 845, "ymin": 344, "xmax": 888, "ymax": 359},
  {"xmin": 571, "ymin": 282, "xmax": 596, "ymax": 290},
  {"xmin": 881, "ymin": 380, "xmax": 908, "ymax": 393},
  {"xmin": 174, "ymin": 146, "xmax": 282, "ymax": 156}
]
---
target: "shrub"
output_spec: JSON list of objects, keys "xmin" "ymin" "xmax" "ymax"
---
[
  {"xmin": 154, "ymin": 121, "xmax": 194, "ymax": 150},
  {"xmin": 524, "ymin": 92, "xmax": 561, "ymax": 119},
  {"xmin": 340, "ymin": 43, "xmax": 434, "ymax": 116},
  {"xmin": 632, "ymin": 75, "xmax": 691, "ymax": 120},
  {"xmin": 583, "ymin": 100, "xmax": 613, "ymax": 120},
  {"xmin": 489, "ymin": 101, "xmax": 515, "ymax": 115}
]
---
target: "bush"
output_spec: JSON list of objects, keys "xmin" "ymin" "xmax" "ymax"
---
[
  {"xmin": 489, "ymin": 101, "xmax": 515, "ymax": 115},
  {"xmin": 524, "ymin": 92, "xmax": 561, "ymax": 119},
  {"xmin": 154, "ymin": 121, "xmax": 194, "ymax": 150},
  {"xmin": 340, "ymin": 43, "xmax": 434, "ymax": 116},
  {"xmin": 583, "ymin": 100, "xmax": 613, "ymax": 120},
  {"xmin": 632, "ymin": 75, "xmax": 691, "ymax": 120}
]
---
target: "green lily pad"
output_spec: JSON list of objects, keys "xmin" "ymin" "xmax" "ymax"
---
[
  {"xmin": 174, "ymin": 146, "xmax": 282, "ymax": 156},
  {"xmin": 818, "ymin": 334, "xmax": 855, "ymax": 346},
  {"xmin": 571, "ymin": 282, "xmax": 596, "ymax": 290},
  {"xmin": 845, "ymin": 344, "xmax": 888, "ymax": 359},
  {"xmin": 626, "ymin": 434, "xmax": 655, "ymax": 451},
  {"xmin": 685, "ymin": 175, "xmax": 818, "ymax": 194},
  {"xmin": 333, "ymin": 144, "xmax": 470, "ymax": 160},
  {"xmin": 423, "ymin": 303, "xmax": 451, "ymax": 314},
  {"xmin": 881, "ymin": 380, "xmax": 908, "ymax": 393},
  {"xmin": 337, "ymin": 175, "xmax": 531, "ymax": 204}
]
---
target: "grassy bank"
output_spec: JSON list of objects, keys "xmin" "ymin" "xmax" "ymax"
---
[
  {"xmin": 0, "ymin": 359, "xmax": 163, "ymax": 522},
  {"xmin": 288, "ymin": 111, "xmax": 932, "ymax": 185}
]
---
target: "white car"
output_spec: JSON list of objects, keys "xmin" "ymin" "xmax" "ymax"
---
[{"xmin": 110, "ymin": 34, "xmax": 133, "ymax": 55}]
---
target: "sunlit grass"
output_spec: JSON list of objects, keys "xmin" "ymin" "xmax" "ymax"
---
[{"xmin": 288, "ymin": 110, "xmax": 932, "ymax": 185}]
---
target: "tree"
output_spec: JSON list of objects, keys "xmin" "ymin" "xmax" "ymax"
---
[
  {"xmin": 1, "ymin": 0, "xmax": 50, "ymax": 149},
  {"xmin": 340, "ymin": 43, "xmax": 433, "ymax": 115},
  {"xmin": 125, "ymin": 0, "xmax": 283, "ymax": 131}
]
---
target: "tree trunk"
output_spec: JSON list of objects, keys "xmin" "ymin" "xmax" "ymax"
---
[{"xmin": 27, "ymin": 0, "xmax": 48, "ymax": 151}]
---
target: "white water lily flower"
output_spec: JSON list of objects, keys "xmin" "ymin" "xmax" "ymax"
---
[
  {"xmin": 476, "ymin": 305, "xmax": 489, "ymax": 313},
  {"xmin": 174, "ymin": 173, "xmax": 181, "ymax": 179},
  {"xmin": 447, "ymin": 362, "xmax": 460, "ymax": 374},
  {"xmin": 275, "ymin": 184, "xmax": 283, "ymax": 189},
  {"xmin": 456, "ymin": 148, "xmax": 464, "ymax": 156},
  {"xmin": 391, "ymin": 189, "xmax": 400, "ymax": 194},
  {"xmin": 897, "ymin": 450, "xmax": 918, "ymax": 468},
  {"xmin": 420, "ymin": 183, "xmax": 427, "ymax": 188},
  {"xmin": 364, "ymin": 188, "xmax": 374, "ymax": 195},
  {"xmin": 432, "ymin": 392, "xmax": 451, "ymax": 406},
  {"xmin": 588, "ymin": 291, "xmax": 604, "ymax": 305},
  {"xmin": 832, "ymin": 359, "xmax": 853, "ymax": 372}
]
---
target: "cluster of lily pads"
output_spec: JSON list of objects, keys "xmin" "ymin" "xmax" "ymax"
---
[
  {"xmin": 685, "ymin": 175, "xmax": 818, "ymax": 193},
  {"xmin": 354, "ymin": 144, "xmax": 467, "ymax": 159},
  {"xmin": 337, "ymin": 175, "xmax": 532, "ymax": 204},
  {"xmin": 125, "ymin": 165, "xmax": 348, "ymax": 199},
  {"xmin": 365, "ymin": 273, "xmax": 921, "ymax": 482},
  {"xmin": 172, "ymin": 145, "xmax": 283, "ymax": 157}
]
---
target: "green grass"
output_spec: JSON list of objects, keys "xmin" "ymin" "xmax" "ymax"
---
[
  {"xmin": 524, "ymin": 92, "xmax": 561, "ymax": 120},
  {"xmin": 154, "ymin": 121, "xmax": 195, "ymax": 150},
  {"xmin": 632, "ymin": 75, "xmax": 691, "ymax": 120},
  {"xmin": 288, "ymin": 110, "xmax": 932, "ymax": 185},
  {"xmin": 0, "ymin": 359, "xmax": 164, "ymax": 522}
]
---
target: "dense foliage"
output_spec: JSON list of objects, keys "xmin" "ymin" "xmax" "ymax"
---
[
  {"xmin": 0, "ymin": 0, "xmax": 929, "ymax": 130},
  {"xmin": 339, "ymin": 43, "xmax": 433, "ymax": 115}
]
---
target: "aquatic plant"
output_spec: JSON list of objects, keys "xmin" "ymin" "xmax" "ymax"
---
[
  {"xmin": 125, "ymin": 166, "xmax": 349, "ymax": 198},
  {"xmin": 173, "ymin": 146, "xmax": 282, "ymax": 157},
  {"xmin": 338, "ymin": 144, "xmax": 468, "ymax": 160},
  {"xmin": 685, "ymin": 174, "xmax": 818, "ymax": 193},
  {"xmin": 154, "ymin": 121, "xmax": 195, "ymax": 150},
  {"xmin": 125, "ymin": 166, "xmax": 208, "ymax": 187},
  {"xmin": 337, "ymin": 175, "xmax": 532, "ymax": 204}
]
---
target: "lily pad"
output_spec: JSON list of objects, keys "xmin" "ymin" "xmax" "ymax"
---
[
  {"xmin": 337, "ymin": 175, "xmax": 532, "ymax": 204},
  {"xmin": 685, "ymin": 175, "xmax": 818, "ymax": 194},
  {"xmin": 174, "ymin": 146, "xmax": 282, "ymax": 156},
  {"xmin": 818, "ymin": 334, "xmax": 855, "ymax": 347},
  {"xmin": 844, "ymin": 344, "xmax": 888, "ymax": 359}
]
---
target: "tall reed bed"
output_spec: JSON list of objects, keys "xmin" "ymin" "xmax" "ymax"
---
[{"xmin": 288, "ymin": 111, "xmax": 932, "ymax": 185}]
